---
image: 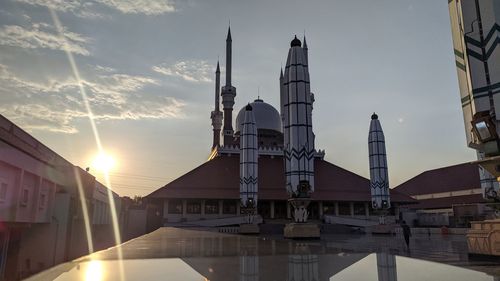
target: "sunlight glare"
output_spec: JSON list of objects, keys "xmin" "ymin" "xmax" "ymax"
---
[
  {"xmin": 85, "ymin": 260, "xmax": 103, "ymax": 281},
  {"xmin": 92, "ymin": 152, "xmax": 116, "ymax": 173}
]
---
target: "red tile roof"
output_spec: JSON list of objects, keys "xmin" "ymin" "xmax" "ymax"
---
[
  {"xmin": 394, "ymin": 162, "xmax": 480, "ymax": 196},
  {"xmin": 406, "ymin": 194, "xmax": 485, "ymax": 210},
  {"xmin": 147, "ymin": 156, "xmax": 414, "ymax": 203}
]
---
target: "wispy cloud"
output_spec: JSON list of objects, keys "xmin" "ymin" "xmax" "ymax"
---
[
  {"xmin": 96, "ymin": 0, "xmax": 175, "ymax": 15},
  {"xmin": 0, "ymin": 22, "xmax": 90, "ymax": 55},
  {"xmin": 153, "ymin": 60, "xmax": 213, "ymax": 83},
  {"xmin": 0, "ymin": 64, "xmax": 185, "ymax": 133},
  {"xmin": 15, "ymin": 0, "xmax": 176, "ymax": 18}
]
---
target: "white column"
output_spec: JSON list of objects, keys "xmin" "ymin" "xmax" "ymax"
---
[
  {"xmin": 182, "ymin": 200, "xmax": 187, "ymax": 218},
  {"xmin": 201, "ymin": 200, "xmax": 205, "ymax": 216},
  {"xmin": 365, "ymin": 202, "xmax": 370, "ymax": 218},
  {"xmin": 349, "ymin": 202, "xmax": 354, "ymax": 217},
  {"xmin": 334, "ymin": 202, "xmax": 339, "ymax": 216},
  {"xmin": 163, "ymin": 200, "xmax": 169, "ymax": 218},
  {"xmin": 287, "ymin": 202, "xmax": 291, "ymax": 219},
  {"xmin": 318, "ymin": 202, "xmax": 323, "ymax": 219},
  {"xmin": 218, "ymin": 200, "xmax": 223, "ymax": 216}
]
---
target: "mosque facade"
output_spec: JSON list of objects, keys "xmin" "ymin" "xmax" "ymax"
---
[{"xmin": 147, "ymin": 28, "xmax": 414, "ymax": 225}]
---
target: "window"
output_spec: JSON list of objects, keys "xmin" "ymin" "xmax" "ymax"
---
[
  {"xmin": 168, "ymin": 200, "xmax": 182, "ymax": 214},
  {"xmin": 21, "ymin": 189, "xmax": 29, "ymax": 206},
  {"xmin": 186, "ymin": 200, "xmax": 201, "ymax": 214},
  {"xmin": 274, "ymin": 201, "xmax": 287, "ymax": 219},
  {"xmin": 39, "ymin": 193, "xmax": 46, "ymax": 209},
  {"xmin": 205, "ymin": 200, "xmax": 219, "ymax": 214},
  {"xmin": 354, "ymin": 203, "xmax": 366, "ymax": 216},
  {"xmin": 322, "ymin": 202, "xmax": 335, "ymax": 215},
  {"xmin": 0, "ymin": 182, "xmax": 7, "ymax": 203},
  {"xmin": 223, "ymin": 200, "xmax": 237, "ymax": 214},
  {"xmin": 338, "ymin": 202, "xmax": 351, "ymax": 216}
]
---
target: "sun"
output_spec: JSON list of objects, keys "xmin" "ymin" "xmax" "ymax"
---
[{"xmin": 91, "ymin": 152, "xmax": 116, "ymax": 173}]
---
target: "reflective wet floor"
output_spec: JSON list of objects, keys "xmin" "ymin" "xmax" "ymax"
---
[{"xmin": 26, "ymin": 227, "xmax": 500, "ymax": 281}]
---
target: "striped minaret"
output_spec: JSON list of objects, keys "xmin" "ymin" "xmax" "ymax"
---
[
  {"xmin": 283, "ymin": 35, "xmax": 315, "ymax": 196},
  {"xmin": 368, "ymin": 113, "xmax": 391, "ymax": 209},
  {"xmin": 240, "ymin": 104, "xmax": 258, "ymax": 209}
]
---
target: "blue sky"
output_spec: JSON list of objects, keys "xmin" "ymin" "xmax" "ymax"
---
[{"xmin": 0, "ymin": 0, "xmax": 476, "ymax": 197}]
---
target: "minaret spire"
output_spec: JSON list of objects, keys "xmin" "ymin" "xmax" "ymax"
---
[
  {"xmin": 221, "ymin": 25, "xmax": 237, "ymax": 146},
  {"xmin": 215, "ymin": 61, "xmax": 220, "ymax": 110},
  {"xmin": 210, "ymin": 60, "xmax": 223, "ymax": 149},
  {"xmin": 303, "ymin": 35, "xmax": 308, "ymax": 66},
  {"xmin": 225, "ymin": 26, "xmax": 232, "ymax": 87}
]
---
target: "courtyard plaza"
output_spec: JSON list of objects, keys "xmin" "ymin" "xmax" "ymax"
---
[{"xmin": 26, "ymin": 227, "xmax": 500, "ymax": 281}]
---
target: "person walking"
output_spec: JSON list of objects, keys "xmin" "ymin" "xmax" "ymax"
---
[{"xmin": 401, "ymin": 221, "xmax": 411, "ymax": 250}]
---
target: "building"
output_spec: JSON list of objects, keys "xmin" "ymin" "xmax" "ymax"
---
[
  {"xmin": 0, "ymin": 114, "xmax": 122, "ymax": 280},
  {"xmin": 394, "ymin": 162, "xmax": 491, "ymax": 227},
  {"xmin": 146, "ymin": 29, "xmax": 415, "ymax": 226}
]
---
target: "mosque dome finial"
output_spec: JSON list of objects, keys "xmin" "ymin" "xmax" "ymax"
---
[
  {"xmin": 371, "ymin": 112, "xmax": 378, "ymax": 120},
  {"xmin": 290, "ymin": 35, "xmax": 301, "ymax": 47},
  {"xmin": 246, "ymin": 103, "xmax": 252, "ymax": 111}
]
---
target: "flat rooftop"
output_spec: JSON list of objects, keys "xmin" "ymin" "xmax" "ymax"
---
[{"xmin": 27, "ymin": 227, "xmax": 500, "ymax": 280}]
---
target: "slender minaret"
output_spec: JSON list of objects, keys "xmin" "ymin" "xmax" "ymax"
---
[
  {"xmin": 368, "ymin": 113, "xmax": 391, "ymax": 210},
  {"xmin": 210, "ymin": 61, "xmax": 223, "ymax": 149},
  {"xmin": 240, "ymin": 104, "xmax": 258, "ymax": 219},
  {"xmin": 283, "ymin": 35, "xmax": 315, "ymax": 197},
  {"xmin": 221, "ymin": 26, "xmax": 237, "ymax": 146}
]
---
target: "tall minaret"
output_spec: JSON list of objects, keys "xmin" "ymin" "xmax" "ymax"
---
[
  {"xmin": 283, "ymin": 35, "xmax": 315, "ymax": 198},
  {"xmin": 368, "ymin": 113, "xmax": 391, "ymax": 210},
  {"xmin": 210, "ymin": 61, "xmax": 223, "ymax": 149},
  {"xmin": 240, "ymin": 104, "xmax": 258, "ymax": 221},
  {"xmin": 221, "ymin": 26, "xmax": 237, "ymax": 146}
]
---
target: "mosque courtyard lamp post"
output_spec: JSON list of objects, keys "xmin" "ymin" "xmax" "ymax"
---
[
  {"xmin": 368, "ymin": 113, "xmax": 391, "ymax": 225},
  {"xmin": 282, "ymin": 36, "xmax": 320, "ymax": 238},
  {"xmin": 239, "ymin": 104, "xmax": 260, "ymax": 234},
  {"xmin": 447, "ymin": 0, "xmax": 500, "ymax": 256}
]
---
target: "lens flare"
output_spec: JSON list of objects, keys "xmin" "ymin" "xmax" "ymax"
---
[
  {"xmin": 92, "ymin": 153, "xmax": 116, "ymax": 173},
  {"xmin": 49, "ymin": 8, "xmax": 125, "ymax": 281}
]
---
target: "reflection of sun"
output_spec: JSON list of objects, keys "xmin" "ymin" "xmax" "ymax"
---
[
  {"xmin": 85, "ymin": 260, "xmax": 103, "ymax": 281},
  {"xmin": 92, "ymin": 152, "xmax": 116, "ymax": 173}
]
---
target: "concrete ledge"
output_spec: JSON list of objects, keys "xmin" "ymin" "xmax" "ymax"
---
[
  {"xmin": 467, "ymin": 219, "xmax": 500, "ymax": 256},
  {"xmin": 284, "ymin": 223, "xmax": 320, "ymax": 239}
]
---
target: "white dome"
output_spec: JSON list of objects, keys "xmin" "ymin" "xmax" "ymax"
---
[{"xmin": 235, "ymin": 99, "xmax": 282, "ymax": 133}]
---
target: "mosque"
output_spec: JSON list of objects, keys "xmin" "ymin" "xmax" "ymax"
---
[{"xmin": 146, "ymin": 28, "xmax": 414, "ymax": 226}]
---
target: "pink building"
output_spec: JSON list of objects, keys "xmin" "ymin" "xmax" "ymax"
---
[{"xmin": 0, "ymin": 115, "xmax": 121, "ymax": 280}]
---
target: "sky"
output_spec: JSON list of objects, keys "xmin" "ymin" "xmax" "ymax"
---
[{"xmin": 0, "ymin": 0, "xmax": 476, "ymax": 197}]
